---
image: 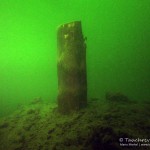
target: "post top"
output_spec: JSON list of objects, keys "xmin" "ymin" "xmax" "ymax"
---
[{"xmin": 57, "ymin": 21, "xmax": 81, "ymax": 29}]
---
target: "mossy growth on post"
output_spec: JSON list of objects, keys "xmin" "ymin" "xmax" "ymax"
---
[{"xmin": 57, "ymin": 21, "xmax": 87, "ymax": 114}]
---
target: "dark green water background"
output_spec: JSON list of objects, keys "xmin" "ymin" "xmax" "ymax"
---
[{"xmin": 0, "ymin": 0, "xmax": 150, "ymax": 117}]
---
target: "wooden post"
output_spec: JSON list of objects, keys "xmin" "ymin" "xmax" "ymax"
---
[{"xmin": 57, "ymin": 21, "xmax": 87, "ymax": 114}]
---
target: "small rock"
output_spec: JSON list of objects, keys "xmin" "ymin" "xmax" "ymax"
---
[
  {"xmin": 27, "ymin": 109, "xmax": 36, "ymax": 114},
  {"xmin": 105, "ymin": 92, "xmax": 129, "ymax": 102},
  {"xmin": 30, "ymin": 97, "xmax": 42, "ymax": 105},
  {"xmin": 48, "ymin": 128, "xmax": 55, "ymax": 134},
  {"xmin": 0, "ymin": 122, "xmax": 9, "ymax": 129}
]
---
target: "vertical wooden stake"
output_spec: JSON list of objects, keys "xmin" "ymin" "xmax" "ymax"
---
[{"xmin": 57, "ymin": 21, "xmax": 87, "ymax": 114}]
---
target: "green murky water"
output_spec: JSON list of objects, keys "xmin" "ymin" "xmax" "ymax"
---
[
  {"xmin": 0, "ymin": 1, "xmax": 150, "ymax": 149},
  {"xmin": 1, "ymin": 0, "xmax": 150, "ymax": 117}
]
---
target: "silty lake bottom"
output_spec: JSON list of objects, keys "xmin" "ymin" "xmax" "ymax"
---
[{"xmin": 0, "ymin": 94, "xmax": 150, "ymax": 150}]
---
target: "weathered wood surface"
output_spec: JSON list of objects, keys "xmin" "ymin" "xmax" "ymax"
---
[{"xmin": 57, "ymin": 21, "xmax": 87, "ymax": 114}]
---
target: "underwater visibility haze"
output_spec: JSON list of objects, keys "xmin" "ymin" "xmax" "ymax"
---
[
  {"xmin": 0, "ymin": 0, "xmax": 150, "ymax": 116},
  {"xmin": 0, "ymin": 0, "xmax": 150, "ymax": 150}
]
